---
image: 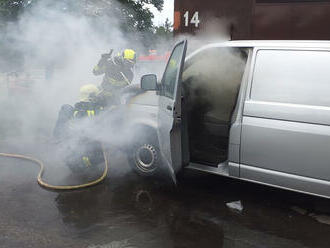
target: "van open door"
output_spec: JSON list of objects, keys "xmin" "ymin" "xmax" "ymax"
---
[{"xmin": 158, "ymin": 40, "xmax": 188, "ymax": 182}]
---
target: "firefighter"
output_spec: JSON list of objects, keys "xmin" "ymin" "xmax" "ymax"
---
[
  {"xmin": 93, "ymin": 49, "xmax": 137, "ymax": 107},
  {"xmin": 53, "ymin": 84, "xmax": 104, "ymax": 173},
  {"xmin": 73, "ymin": 84, "xmax": 103, "ymax": 119},
  {"xmin": 53, "ymin": 84, "xmax": 102, "ymax": 139}
]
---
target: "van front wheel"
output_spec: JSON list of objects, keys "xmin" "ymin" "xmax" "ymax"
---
[{"xmin": 129, "ymin": 142, "xmax": 160, "ymax": 176}]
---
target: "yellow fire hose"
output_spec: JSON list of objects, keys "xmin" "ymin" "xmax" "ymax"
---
[{"xmin": 0, "ymin": 148, "xmax": 108, "ymax": 190}]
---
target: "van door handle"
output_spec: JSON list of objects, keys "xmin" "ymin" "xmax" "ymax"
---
[{"xmin": 167, "ymin": 105, "xmax": 172, "ymax": 111}]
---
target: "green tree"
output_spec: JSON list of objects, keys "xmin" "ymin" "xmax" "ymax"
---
[
  {"xmin": 0, "ymin": 0, "xmax": 28, "ymax": 21},
  {"xmin": 0, "ymin": 0, "xmax": 164, "ymax": 32},
  {"xmin": 155, "ymin": 18, "xmax": 173, "ymax": 40},
  {"xmin": 117, "ymin": 0, "xmax": 162, "ymax": 32}
]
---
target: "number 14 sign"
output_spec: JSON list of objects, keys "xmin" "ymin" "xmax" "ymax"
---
[{"xmin": 183, "ymin": 11, "xmax": 200, "ymax": 28}]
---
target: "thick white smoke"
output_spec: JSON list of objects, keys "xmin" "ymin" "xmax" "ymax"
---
[
  {"xmin": 0, "ymin": 0, "xmax": 167, "ymax": 142},
  {"xmin": 183, "ymin": 47, "xmax": 247, "ymax": 122},
  {"xmin": 0, "ymin": 2, "xmax": 245, "ymax": 181},
  {"xmin": 0, "ymin": 0, "xmax": 173, "ymax": 181}
]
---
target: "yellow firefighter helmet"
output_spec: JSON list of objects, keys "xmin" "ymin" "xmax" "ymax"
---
[
  {"xmin": 79, "ymin": 84, "xmax": 99, "ymax": 102},
  {"xmin": 122, "ymin": 49, "xmax": 136, "ymax": 64}
]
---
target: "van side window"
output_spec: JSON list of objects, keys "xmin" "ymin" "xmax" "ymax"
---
[{"xmin": 251, "ymin": 50, "xmax": 330, "ymax": 107}]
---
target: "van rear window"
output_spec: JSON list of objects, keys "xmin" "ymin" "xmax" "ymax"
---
[{"xmin": 251, "ymin": 50, "xmax": 330, "ymax": 107}]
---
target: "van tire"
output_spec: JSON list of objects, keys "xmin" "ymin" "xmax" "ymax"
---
[{"xmin": 128, "ymin": 139, "xmax": 160, "ymax": 177}]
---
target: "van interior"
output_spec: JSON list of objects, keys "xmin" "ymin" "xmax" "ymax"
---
[{"xmin": 182, "ymin": 47, "xmax": 248, "ymax": 167}]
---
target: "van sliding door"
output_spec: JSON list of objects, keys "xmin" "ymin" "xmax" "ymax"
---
[{"xmin": 241, "ymin": 49, "xmax": 330, "ymax": 197}]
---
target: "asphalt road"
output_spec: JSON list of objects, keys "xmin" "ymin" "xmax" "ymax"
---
[{"xmin": 1, "ymin": 139, "xmax": 330, "ymax": 248}]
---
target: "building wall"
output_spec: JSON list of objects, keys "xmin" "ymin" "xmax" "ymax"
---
[
  {"xmin": 253, "ymin": 1, "xmax": 330, "ymax": 39},
  {"xmin": 174, "ymin": 0, "xmax": 330, "ymax": 40},
  {"xmin": 174, "ymin": 0, "xmax": 254, "ymax": 39}
]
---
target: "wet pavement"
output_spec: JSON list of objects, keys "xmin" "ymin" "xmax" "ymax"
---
[{"xmin": 1, "ymin": 139, "xmax": 330, "ymax": 248}]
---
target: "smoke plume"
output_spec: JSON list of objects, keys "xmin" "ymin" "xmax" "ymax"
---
[{"xmin": 0, "ymin": 0, "xmax": 168, "ymax": 142}]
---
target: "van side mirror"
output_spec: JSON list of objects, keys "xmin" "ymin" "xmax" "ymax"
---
[{"xmin": 141, "ymin": 74, "xmax": 158, "ymax": 91}]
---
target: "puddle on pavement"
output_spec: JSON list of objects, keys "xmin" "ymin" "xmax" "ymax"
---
[{"xmin": 1, "ymin": 140, "xmax": 330, "ymax": 248}]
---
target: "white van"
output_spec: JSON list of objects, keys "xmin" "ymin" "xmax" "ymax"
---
[{"xmin": 124, "ymin": 40, "xmax": 330, "ymax": 199}]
